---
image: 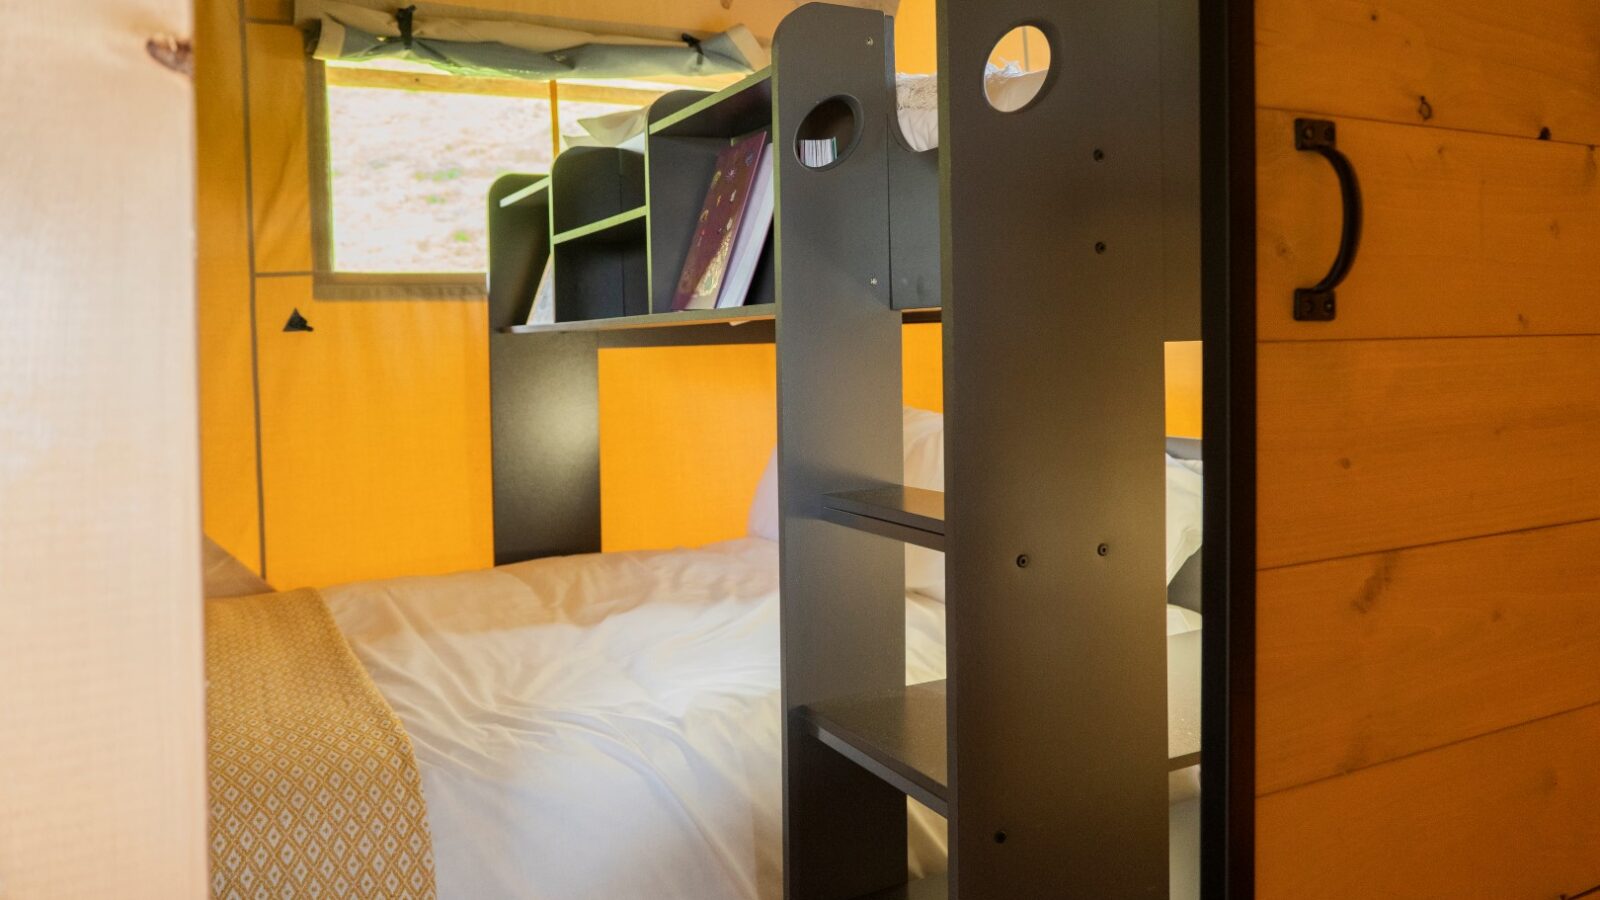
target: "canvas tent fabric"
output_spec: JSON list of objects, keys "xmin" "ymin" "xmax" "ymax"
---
[{"xmin": 302, "ymin": 0, "xmax": 769, "ymax": 80}]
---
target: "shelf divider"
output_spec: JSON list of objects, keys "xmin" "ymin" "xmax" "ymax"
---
[
  {"xmin": 552, "ymin": 205, "xmax": 647, "ymax": 245},
  {"xmin": 497, "ymin": 176, "xmax": 550, "ymax": 208}
]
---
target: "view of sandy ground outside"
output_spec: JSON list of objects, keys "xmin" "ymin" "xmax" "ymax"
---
[{"xmin": 326, "ymin": 84, "xmax": 629, "ymax": 273}]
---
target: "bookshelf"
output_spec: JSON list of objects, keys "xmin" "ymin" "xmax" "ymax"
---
[{"xmin": 487, "ymin": 68, "xmax": 776, "ymax": 333}]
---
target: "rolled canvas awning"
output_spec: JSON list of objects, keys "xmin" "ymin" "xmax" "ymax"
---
[{"xmin": 298, "ymin": 0, "xmax": 769, "ymax": 80}]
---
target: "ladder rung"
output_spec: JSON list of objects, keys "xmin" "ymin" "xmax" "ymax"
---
[{"xmin": 820, "ymin": 486, "xmax": 945, "ymax": 551}]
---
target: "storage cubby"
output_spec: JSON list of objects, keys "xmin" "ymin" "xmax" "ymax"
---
[
  {"xmin": 645, "ymin": 72, "xmax": 776, "ymax": 315},
  {"xmin": 487, "ymin": 174, "xmax": 551, "ymax": 330}
]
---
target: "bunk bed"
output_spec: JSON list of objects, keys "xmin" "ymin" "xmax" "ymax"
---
[
  {"xmin": 205, "ymin": 410, "xmax": 1205, "ymax": 899},
  {"xmin": 204, "ymin": 1, "xmax": 1205, "ymax": 897}
]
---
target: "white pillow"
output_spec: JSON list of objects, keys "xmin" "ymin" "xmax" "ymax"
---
[
  {"xmin": 747, "ymin": 450, "xmax": 780, "ymax": 542},
  {"xmin": 1165, "ymin": 454, "xmax": 1204, "ymax": 583},
  {"xmin": 902, "ymin": 407, "xmax": 946, "ymax": 599},
  {"xmin": 743, "ymin": 406, "xmax": 943, "ymax": 549}
]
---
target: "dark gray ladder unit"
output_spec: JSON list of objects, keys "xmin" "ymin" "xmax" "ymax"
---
[{"xmin": 774, "ymin": 0, "xmax": 1198, "ymax": 896}]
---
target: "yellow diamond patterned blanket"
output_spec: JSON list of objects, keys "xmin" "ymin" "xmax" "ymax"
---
[{"xmin": 206, "ymin": 589, "xmax": 436, "ymax": 899}]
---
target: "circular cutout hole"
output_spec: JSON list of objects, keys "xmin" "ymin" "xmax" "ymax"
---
[
  {"xmin": 795, "ymin": 96, "xmax": 860, "ymax": 170},
  {"xmin": 984, "ymin": 24, "xmax": 1052, "ymax": 113}
]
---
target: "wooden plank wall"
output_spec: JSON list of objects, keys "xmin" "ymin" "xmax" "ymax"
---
[
  {"xmin": 0, "ymin": 0, "xmax": 207, "ymax": 895},
  {"xmin": 1253, "ymin": 2, "xmax": 1600, "ymax": 896}
]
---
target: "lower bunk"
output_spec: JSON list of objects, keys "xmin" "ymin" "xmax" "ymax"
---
[
  {"xmin": 208, "ymin": 542, "xmax": 1201, "ymax": 900},
  {"xmin": 204, "ymin": 413, "xmax": 1204, "ymax": 900}
]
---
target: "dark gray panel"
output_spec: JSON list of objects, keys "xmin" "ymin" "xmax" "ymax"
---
[
  {"xmin": 888, "ymin": 143, "xmax": 941, "ymax": 311},
  {"xmin": 1161, "ymin": 0, "xmax": 1203, "ymax": 342},
  {"xmin": 488, "ymin": 332, "xmax": 600, "ymax": 564},
  {"xmin": 773, "ymin": 6, "xmax": 909, "ymax": 899},
  {"xmin": 940, "ymin": 0, "xmax": 1172, "ymax": 895}
]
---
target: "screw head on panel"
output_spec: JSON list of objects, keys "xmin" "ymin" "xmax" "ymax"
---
[
  {"xmin": 1094, "ymin": 242, "xmax": 1107, "ymax": 254},
  {"xmin": 1093, "ymin": 148, "xmax": 1105, "ymax": 162},
  {"xmin": 1097, "ymin": 543, "xmax": 1110, "ymax": 557},
  {"xmin": 1015, "ymin": 554, "xmax": 1029, "ymax": 568}
]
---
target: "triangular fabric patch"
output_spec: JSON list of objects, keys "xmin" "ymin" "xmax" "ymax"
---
[{"xmin": 283, "ymin": 309, "xmax": 314, "ymax": 333}]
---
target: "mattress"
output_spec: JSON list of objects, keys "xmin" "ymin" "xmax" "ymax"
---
[{"xmin": 324, "ymin": 538, "xmax": 1199, "ymax": 899}]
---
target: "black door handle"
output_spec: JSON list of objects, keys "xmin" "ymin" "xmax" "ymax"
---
[{"xmin": 1293, "ymin": 118, "xmax": 1362, "ymax": 322}]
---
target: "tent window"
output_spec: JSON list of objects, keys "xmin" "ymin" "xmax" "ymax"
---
[{"xmin": 311, "ymin": 63, "xmax": 662, "ymax": 296}]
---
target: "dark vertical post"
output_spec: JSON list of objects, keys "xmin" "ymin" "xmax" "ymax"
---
[
  {"xmin": 940, "ymin": 0, "xmax": 1171, "ymax": 894},
  {"xmin": 487, "ymin": 176, "xmax": 602, "ymax": 564},
  {"xmin": 773, "ymin": 7, "xmax": 907, "ymax": 899}
]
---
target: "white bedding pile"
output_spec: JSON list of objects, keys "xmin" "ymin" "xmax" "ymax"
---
[
  {"xmin": 325, "ymin": 538, "xmax": 948, "ymax": 900},
  {"xmin": 326, "ymin": 536, "xmax": 1200, "ymax": 899}
]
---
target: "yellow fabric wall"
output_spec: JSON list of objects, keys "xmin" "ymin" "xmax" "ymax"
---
[
  {"xmin": 200, "ymin": 4, "xmax": 498, "ymax": 589},
  {"xmin": 598, "ymin": 324, "xmax": 949, "ymax": 554}
]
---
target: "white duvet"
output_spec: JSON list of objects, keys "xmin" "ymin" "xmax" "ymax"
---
[{"xmin": 325, "ymin": 538, "xmax": 1197, "ymax": 899}]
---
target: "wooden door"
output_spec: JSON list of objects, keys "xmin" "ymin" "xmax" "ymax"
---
[
  {"xmin": 1250, "ymin": 1, "xmax": 1600, "ymax": 896},
  {"xmin": 0, "ymin": 2, "xmax": 208, "ymax": 895}
]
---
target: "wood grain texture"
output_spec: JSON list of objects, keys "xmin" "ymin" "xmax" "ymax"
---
[
  {"xmin": 1257, "ymin": 519, "xmax": 1600, "ymax": 794},
  {"xmin": 1257, "ymin": 702, "xmax": 1600, "ymax": 899},
  {"xmin": 1257, "ymin": 336, "xmax": 1600, "ymax": 568},
  {"xmin": 0, "ymin": 0, "xmax": 207, "ymax": 895},
  {"xmin": 1258, "ymin": 109, "xmax": 1600, "ymax": 341},
  {"xmin": 1257, "ymin": 0, "xmax": 1600, "ymax": 145}
]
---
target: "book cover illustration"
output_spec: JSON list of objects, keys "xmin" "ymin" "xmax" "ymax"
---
[{"xmin": 672, "ymin": 130, "xmax": 769, "ymax": 311}]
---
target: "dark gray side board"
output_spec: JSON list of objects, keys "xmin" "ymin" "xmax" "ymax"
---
[
  {"xmin": 887, "ymin": 142, "xmax": 941, "ymax": 311},
  {"xmin": 1198, "ymin": 0, "xmax": 1256, "ymax": 893},
  {"xmin": 940, "ymin": 0, "xmax": 1178, "ymax": 895},
  {"xmin": 488, "ymin": 331, "xmax": 601, "ymax": 565},
  {"xmin": 488, "ymin": 175, "xmax": 601, "ymax": 565},
  {"xmin": 773, "ymin": 6, "xmax": 910, "ymax": 899}
]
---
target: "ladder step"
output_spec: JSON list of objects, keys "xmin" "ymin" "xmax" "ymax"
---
[
  {"xmin": 856, "ymin": 873, "xmax": 949, "ymax": 900},
  {"xmin": 800, "ymin": 680, "xmax": 950, "ymax": 817},
  {"xmin": 803, "ymin": 634, "xmax": 1203, "ymax": 817},
  {"xmin": 820, "ymin": 486, "xmax": 946, "ymax": 551}
]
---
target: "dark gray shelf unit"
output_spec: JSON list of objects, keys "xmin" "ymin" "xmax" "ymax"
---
[{"xmin": 775, "ymin": 1, "xmax": 1201, "ymax": 898}]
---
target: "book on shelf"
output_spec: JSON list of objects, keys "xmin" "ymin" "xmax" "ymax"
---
[
  {"xmin": 799, "ymin": 137, "xmax": 838, "ymax": 168},
  {"xmin": 715, "ymin": 149, "xmax": 773, "ymax": 309},
  {"xmin": 671, "ymin": 130, "xmax": 772, "ymax": 311},
  {"xmin": 525, "ymin": 254, "xmax": 555, "ymax": 326}
]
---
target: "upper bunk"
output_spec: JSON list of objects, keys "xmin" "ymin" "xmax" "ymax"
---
[{"xmin": 488, "ymin": 2, "xmax": 1197, "ymax": 343}]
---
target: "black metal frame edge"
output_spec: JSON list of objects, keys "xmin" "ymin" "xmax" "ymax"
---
[{"xmin": 1199, "ymin": 0, "xmax": 1256, "ymax": 896}]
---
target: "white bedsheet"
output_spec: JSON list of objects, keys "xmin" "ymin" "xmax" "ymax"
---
[{"xmin": 325, "ymin": 538, "xmax": 1198, "ymax": 899}]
